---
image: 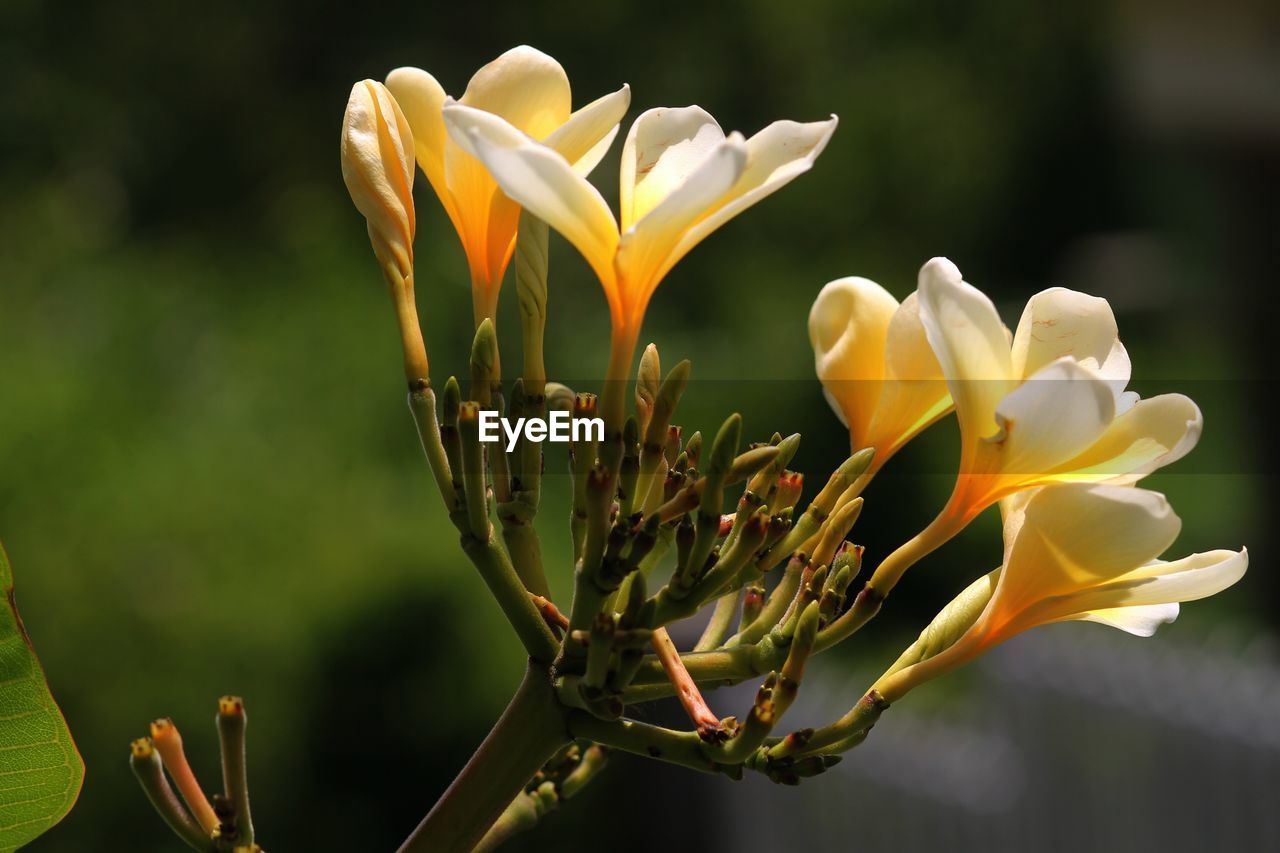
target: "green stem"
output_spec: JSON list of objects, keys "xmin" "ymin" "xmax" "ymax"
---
[
  {"xmin": 408, "ymin": 387, "xmax": 458, "ymax": 512},
  {"xmin": 398, "ymin": 663, "xmax": 570, "ymax": 853},
  {"xmin": 694, "ymin": 590, "xmax": 742, "ymax": 652},
  {"xmin": 568, "ymin": 712, "xmax": 723, "ymax": 775},
  {"xmin": 459, "ymin": 532, "xmax": 560, "ymax": 664},
  {"xmin": 729, "ymin": 554, "xmax": 806, "ymax": 647},
  {"xmin": 500, "ymin": 520, "xmax": 550, "ymax": 598},
  {"xmin": 621, "ymin": 646, "xmax": 760, "ymax": 704}
]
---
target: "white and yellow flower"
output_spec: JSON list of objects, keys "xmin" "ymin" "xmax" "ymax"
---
[
  {"xmin": 873, "ymin": 482, "xmax": 1248, "ymax": 702},
  {"xmin": 869, "ymin": 257, "xmax": 1202, "ymax": 590},
  {"xmin": 441, "ymin": 99, "xmax": 837, "ymax": 426},
  {"xmin": 809, "ymin": 276, "xmax": 952, "ymax": 471},
  {"xmin": 386, "ymin": 46, "xmax": 630, "ymax": 325}
]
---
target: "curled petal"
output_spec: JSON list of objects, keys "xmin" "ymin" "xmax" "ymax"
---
[
  {"xmin": 673, "ymin": 116, "xmax": 839, "ymax": 260},
  {"xmin": 1045, "ymin": 393, "xmax": 1203, "ymax": 485},
  {"xmin": 865, "ymin": 291, "xmax": 954, "ymax": 457},
  {"xmin": 1099, "ymin": 548, "xmax": 1249, "ymax": 607},
  {"xmin": 885, "ymin": 292, "xmax": 945, "ymax": 382},
  {"xmin": 617, "ymin": 136, "xmax": 748, "ymax": 316},
  {"xmin": 544, "ymin": 84, "xmax": 631, "ymax": 175},
  {"xmin": 993, "ymin": 483, "xmax": 1182, "ymax": 620},
  {"xmin": 809, "ymin": 277, "xmax": 899, "ymax": 446},
  {"xmin": 991, "ymin": 358, "xmax": 1116, "ymax": 477},
  {"xmin": 619, "ymin": 106, "xmax": 727, "ymax": 230},
  {"xmin": 1011, "ymin": 288, "xmax": 1130, "ymax": 397},
  {"xmin": 916, "ymin": 257, "xmax": 1015, "ymax": 443},
  {"xmin": 1074, "ymin": 603, "xmax": 1179, "ymax": 636}
]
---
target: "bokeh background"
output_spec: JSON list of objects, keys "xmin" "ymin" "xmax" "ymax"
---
[{"xmin": 2, "ymin": 0, "xmax": 1276, "ymax": 850}]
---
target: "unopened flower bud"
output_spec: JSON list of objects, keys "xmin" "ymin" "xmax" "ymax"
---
[{"xmin": 341, "ymin": 80, "xmax": 416, "ymax": 281}]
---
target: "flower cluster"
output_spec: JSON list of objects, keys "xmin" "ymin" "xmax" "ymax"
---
[
  {"xmin": 331, "ymin": 43, "xmax": 1245, "ymax": 846},
  {"xmin": 131, "ymin": 43, "xmax": 1250, "ymax": 853},
  {"xmin": 811, "ymin": 257, "xmax": 1245, "ymax": 707}
]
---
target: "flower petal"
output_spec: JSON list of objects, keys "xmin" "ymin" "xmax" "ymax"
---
[
  {"xmin": 1044, "ymin": 393, "xmax": 1203, "ymax": 485},
  {"xmin": 673, "ymin": 116, "xmax": 839, "ymax": 259},
  {"xmin": 809, "ymin": 277, "xmax": 899, "ymax": 447},
  {"xmin": 442, "ymin": 103, "xmax": 620, "ymax": 290},
  {"xmin": 884, "ymin": 292, "xmax": 946, "ymax": 382},
  {"xmin": 619, "ymin": 106, "xmax": 727, "ymax": 231},
  {"xmin": 1044, "ymin": 548, "xmax": 1247, "ymax": 626},
  {"xmin": 1073, "ymin": 603, "xmax": 1179, "ymax": 636},
  {"xmin": 916, "ymin": 258, "xmax": 1016, "ymax": 443},
  {"xmin": 615, "ymin": 136, "xmax": 748, "ymax": 319},
  {"xmin": 544, "ymin": 85, "xmax": 631, "ymax": 176},
  {"xmin": 459, "ymin": 45, "xmax": 572, "ymax": 139},
  {"xmin": 864, "ymin": 290, "xmax": 954, "ymax": 456},
  {"xmin": 1101, "ymin": 548, "xmax": 1249, "ymax": 607},
  {"xmin": 992, "ymin": 358, "xmax": 1116, "ymax": 476},
  {"xmin": 1010, "ymin": 288, "xmax": 1130, "ymax": 387},
  {"xmin": 385, "ymin": 67, "xmax": 460, "ymax": 231},
  {"xmin": 994, "ymin": 483, "xmax": 1182, "ymax": 619}
]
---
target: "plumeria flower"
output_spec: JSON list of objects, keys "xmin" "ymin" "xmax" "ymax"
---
[
  {"xmin": 441, "ymin": 99, "xmax": 838, "ymax": 426},
  {"xmin": 809, "ymin": 276, "xmax": 953, "ymax": 479},
  {"xmin": 386, "ymin": 46, "xmax": 630, "ymax": 325},
  {"xmin": 872, "ymin": 482, "xmax": 1248, "ymax": 702},
  {"xmin": 869, "ymin": 257, "xmax": 1202, "ymax": 591}
]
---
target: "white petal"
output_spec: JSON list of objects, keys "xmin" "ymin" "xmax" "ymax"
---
[
  {"xmin": 884, "ymin": 292, "xmax": 944, "ymax": 382},
  {"xmin": 619, "ymin": 106, "xmax": 726, "ymax": 230},
  {"xmin": 442, "ymin": 103, "xmax": 619, "ymax": 286},
  {"xmin": 543, "ymin": 84, "xmax": 631, "ymax": 176},
  {"xmin": 673, "ymin": 116, "xmax": 839, "ymax": 259},
  {"xmin": 996, "ymin": 484, "xmax": 1182, "ymax": 614},
  {"xmin": 1073, "ymin": 603, "xmax": 1179, "ymax": 636},
  {"xmin": 614, "ymin": 137, "xmax": 748, "ymax": 317},
  {"xmin": 808, "ymin": 277, "xmax": 899, "ymax": 446},
  {"xmin": 916, "ymin": 258, "xmax": 1015, "ymax": 443},
  {"xmin": 1043, "ymin": 549, "xmax": 1247, "ymax": 627},
  {"xmin": 1103, "ymin": 548, "xmax": 1249, "ymax": 607},
  {"xmin": 862, "ymin": 290, "xmax": 954, "ymax": 456},
  {"xmin": 1046, "ymin": 393, "xmax": 1203, "ymax": 485},
  {"xmin": 1010, "ymin": 288, "xmax": 1130, "ymax": 396},
  {"xmin": 459, "ymin": 45, "xmax": 571, "ymax": 138},
  {"xmin": 992, "ymin": 358, "xmax": 1116, "ymax": 476}
]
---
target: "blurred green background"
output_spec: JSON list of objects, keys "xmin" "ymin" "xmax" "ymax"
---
[{"xmin": 1, "ymin": 0, "xmax": 1275, "ymax": 850}]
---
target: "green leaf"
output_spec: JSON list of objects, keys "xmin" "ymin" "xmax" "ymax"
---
[{"xmin": 0, "ymin": 540, "xmax": 83, "ymax": 852}]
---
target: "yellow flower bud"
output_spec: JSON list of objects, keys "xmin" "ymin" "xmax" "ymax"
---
[{"xmin": 341, "ymin": 80, "xmax": 416, "ymax": 281}]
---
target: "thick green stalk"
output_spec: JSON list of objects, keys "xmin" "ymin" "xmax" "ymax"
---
[
  {"xmin": 501, "ymin": 521, "xmax": 549, "ymax": 598},
  {"xmin": 514, "ymin": 212, "xmax": 549, "ymax": 398},
  {"xmin": 399, "ymin": 663, "xmax": 570, "ymax": 853}
]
